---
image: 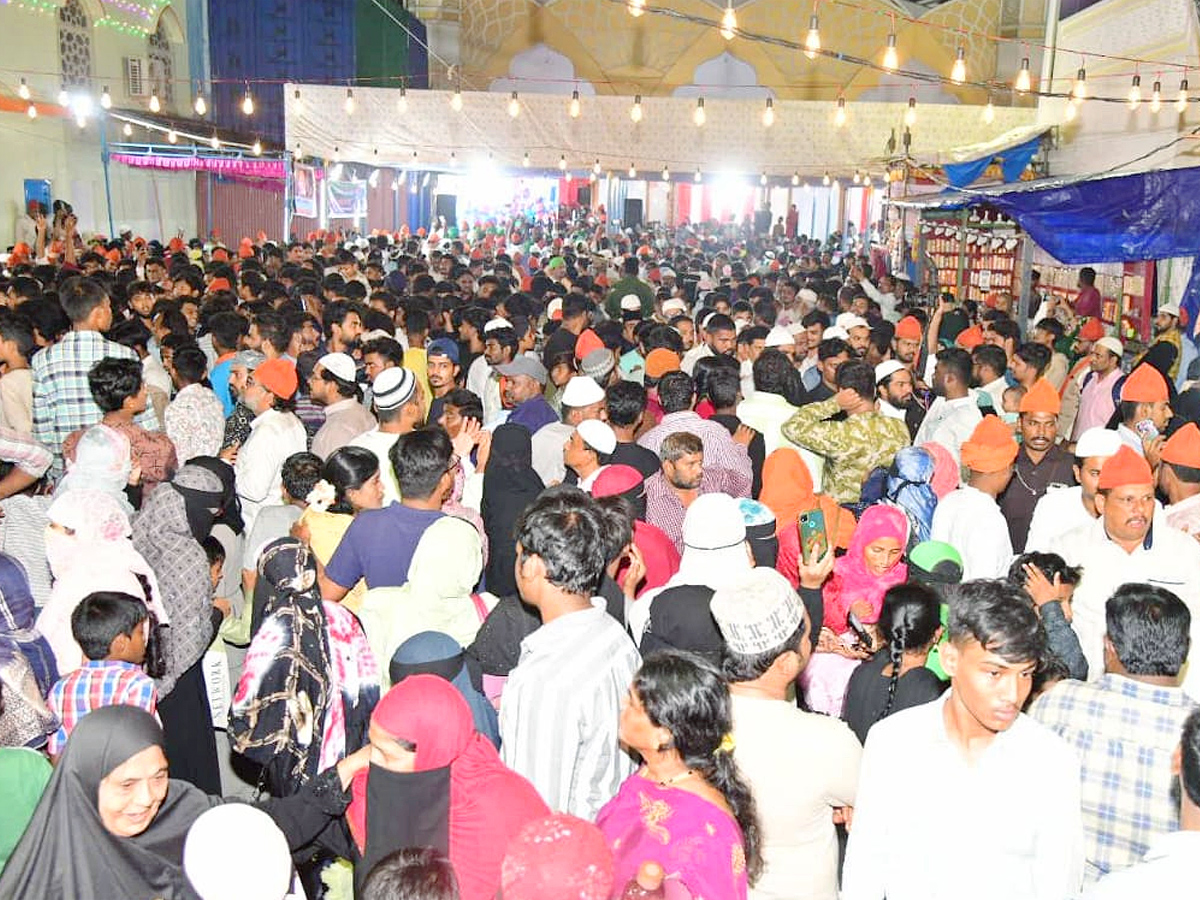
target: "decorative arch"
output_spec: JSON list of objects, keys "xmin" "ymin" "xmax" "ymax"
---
[
  {"xmin": 154, "ymin": 5, "xmax": 186, "ymax": 44},
  {"xmin": 672, "ymin": 51, "xmax": 772, "ymax": 100},
  {"xmin": 64, "ymin": 0, "xmax": 105, "ymax": 23},
  {"xmin": 489, "ymin": 43, "xmax": 597, "ymax": 95}
]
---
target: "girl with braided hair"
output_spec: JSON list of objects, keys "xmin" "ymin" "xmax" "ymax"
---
[{"xmin": 842, "ymin": 584, "xmax": 946, "ymax": 743}]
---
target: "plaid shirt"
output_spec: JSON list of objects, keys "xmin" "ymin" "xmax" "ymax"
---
[
  {"xmin": 1029, "ymin": 673, "xmax": 1197, "ymax": 883},
  {"xmin": 46, "ymin": 660, "xmax": 159, "ymax": 756},
  {"xmin": 0, "ymin": 426, "xmax": 52, "ymax": 477},
  {"xmin": 32, "ymin": 331, "xmax": 160, "ymax": 479}
]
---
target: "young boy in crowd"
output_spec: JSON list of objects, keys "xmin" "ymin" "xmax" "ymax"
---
[{"xmin": 45, "ymin": 591, "xmax": 157, "ymax": 756}]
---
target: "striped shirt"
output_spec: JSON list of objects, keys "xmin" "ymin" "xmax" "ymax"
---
[
  {"xmin": 46, "ymin": 659, "xmax": 159, "ymax": 756},
  {"xmin": 637, "ymin": 410, "xmax": 753, "ymax": 498},
  {"xmin": 1028, "ymin": 673, "xmax": 1197, "ymax": 883},
  {"xmin": 500, "ymin": 599, "xmax": 640, "ymax": 819},
  {"xmin": 32, "ymin": 331, "xmax": 160, "ymax": 479}
]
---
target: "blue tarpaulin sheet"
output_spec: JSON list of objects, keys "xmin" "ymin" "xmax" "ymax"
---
[
  {"xmin": 906, "ymin": 167, "xmax": 1200, "ymax": 328},
  {"xmin": 943, "ymin": 134, "xmax": 1044, "ymax": 188}
]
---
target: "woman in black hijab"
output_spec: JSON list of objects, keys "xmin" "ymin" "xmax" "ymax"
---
[
  {"xmin": 480, "ymin": 424, "xmax": 544, "ymax": 597},
  {"xmin": 0, "ymin": 705, "xmax": 215, "ymax": 899},
  {"xmin": 0, "ymin": 705, "xmax": 370, "ymax": 900}
]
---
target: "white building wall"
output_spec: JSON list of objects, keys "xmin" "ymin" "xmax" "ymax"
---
[{"xmin": 0, "ymin": 1, "xmax": 198, "ymax": 247}]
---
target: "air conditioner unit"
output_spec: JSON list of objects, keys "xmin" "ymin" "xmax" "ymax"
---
[{"xmin": 124, "ymin": 57, "xmax": 148, "ymax": 98}]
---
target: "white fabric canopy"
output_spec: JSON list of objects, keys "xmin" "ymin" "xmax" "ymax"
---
[{"xmin": 284, "ymin": 84, "xmax": 1035, "ymax": 176}]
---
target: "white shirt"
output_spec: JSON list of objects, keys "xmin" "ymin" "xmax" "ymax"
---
[
  {"xmin": 878, "ymin": 398, "xmax": 906, "ymax": 422},
  {"xmin": 913, "ymin": 395, "xmax": 982, "ymax": 464},
  {"xmin": 1025, "ymin": 485, "xmax": 1095, "ymax": 553},
  {"xmin": 842, "ymin": 694, "xmax": 1084, "ymax": 900},
  {"xmin": 979, "ymin": 376, "xmax": 1008, "ymax": 411},
  {"xmin": 1083, "ymin": 831, "xmax": 1200, "ymax": 899},
  {"xmin": 858, "ymin": 278, "xmax": 899, "ymax": 323},
  {"xmin": 930, "ymin": 485, "xmax": 1013, "ymax": 580},
  {"xmin": 737, "ymin": 391, "xmax": 825, "ymax": 491},
  {"xmin": 234, "ymin": 408, "xmax": 308, "ymax": 534},
  {"xmin": 732, "ymin": 693, "xmax": 861, "ymax": 900},
  {"xmin": 530, "ymin": 420, "xmax": 573, "ymax": 487},
  {"xmin": 680, "ymin": 342, "xmax": 713, "ymax": 375},
  {"xmin": 1049, "ymin": 517, "xmax": 1200, "ymax": 698},
  {"xmin": 348, "ymin": 427, "xmax": 402, "ymax": 506}
]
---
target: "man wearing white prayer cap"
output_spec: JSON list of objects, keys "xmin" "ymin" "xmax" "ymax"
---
[{"xmin": 710, "ymin": 566, "xmax": 861, "ymax": 900}]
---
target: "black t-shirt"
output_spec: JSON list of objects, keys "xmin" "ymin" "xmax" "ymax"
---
[
  {"xmin": 842, "ymin": 650, "xmax": 946, "ymax": 743},
  {"xmin": 610, "ymin": 441, "xmax": 662, "ymax": 480}
]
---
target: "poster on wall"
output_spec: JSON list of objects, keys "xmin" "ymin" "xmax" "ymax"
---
[
  {"xmin": 23, "ymin": 179, "xmax": 52, "ymax": 215},
  {"xmin": 293, "ymin": 165, "xmax": 317, "ymax": 219},
  {"xmin": 327, "ymin": 179, "xmax": 367, "ymax": 219}
]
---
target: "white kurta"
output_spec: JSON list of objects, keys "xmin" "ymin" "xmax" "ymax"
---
[
  {"xmin": 842, "ymin": 694, "xmax": 1084, "ymax": 900},
  {"xmin": 1049, "ymin": 518, "xmax": 1200, "ymax": 698},
  {"xmin": 930, "ymin": 485, "xmax": 1013, "ymax": 581}
]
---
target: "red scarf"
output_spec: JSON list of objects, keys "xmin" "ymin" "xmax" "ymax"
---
[{"xmin": 347, "ymin": 675, "xmax": 547, "ymax": 900}]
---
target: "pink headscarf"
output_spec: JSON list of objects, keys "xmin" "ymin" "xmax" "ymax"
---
[
  {"xmin": 822, "ymin": 505, "xmax": 909, "ymax": 633},
  {"xmin": 922, "ymin": 441, "xmax": 960, "ymax": 499}
]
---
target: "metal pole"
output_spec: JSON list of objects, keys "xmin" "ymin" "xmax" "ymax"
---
[{"xmin": 100, "ymin": 115, "xmax": 116, "ymax": 239}]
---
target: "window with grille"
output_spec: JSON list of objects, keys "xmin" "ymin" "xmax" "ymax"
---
[{"xmin": 57, "ymin": 0, "xmax": 92, "ymax": 88}]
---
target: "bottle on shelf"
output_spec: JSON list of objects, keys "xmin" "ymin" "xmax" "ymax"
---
[{"xmin": 621, "ymin": 861, "xmax": 667, "ymax": 898}]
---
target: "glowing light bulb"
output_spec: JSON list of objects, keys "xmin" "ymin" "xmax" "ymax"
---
[
  {"xmin": 1178, "ymin": 78, "xmax": 1189, "ymax": 112},
  {"xmin": 1015, "ymin": 58, "xmax": 1031, "ymax": 94},
  {"xmin": 252, "ymin": 138, "xmax": 263, "ymax": 156},
  {"xmin": 26, "ymin": 103, "xmax": 37, "ymax": 120},
  {"xmin": 1128, "ymin": 74, "xmax": 1142, "ymax": 109},
  {"xmin": 397, "ymin": 86, "xmax": 408, "ymax": 113},
  {"xmin": 559, "ymin": 154, "xmax": 567, "ymax": 171},
  {"xmin": 823, "ymin": 171, "xmax": 831, "ymax": 186},
  {"xmin": 148, "ymin": 92, "xmax": 161, "ymax": 113},
  {"xmin": 693, "ymin": 97, "xmax": 706, "ymax": 126},
  {"xmin": 167, "ymin": 129, "xmax": 178, "ymax": 144},
  {"xmin": 345, "ymin": 89, "xmax": 355, "ymax": 115},
  {"xmin": 694, "ymin": 167, "xmax": 702, "ymax": 182},
  {"xmin": 760, "ymin": 172, "xmax": 768, "ymax": 186},
  {"xmin": 523, "ymin": 152, "xmax": 531, "ymax": 167},
  {"xmin": 863, "ymin": 173, "xmax": 872, "ymax": 188},
  {"xmin": 630, "ymin": 95, "xmax": 643, "ymax": 122},
  {"xmin": 75, "ymin": 113, "xmax": 86, "ymax": 129},
  {"xmin": 628, "ymin": 163, "xmax": 637, "ymax": 178},
  {"xmin": 210, "ymin": 133, "xmax": 220, "ymax": 150},
  {"xmin": 805, "ymin": 15, "xmax": 821, "ymax": 59},
  {"xmin": 100, "ymin": 86, "xmax": 112, "ymax": 109},
  {"xmin": 241, "ymin": 87, "xmax": 254, "ymax": 115},
  {"xmin": 982, "ymin": 98, "xmax": 995, "ymax": 124},
  {"xmin": 1151, "ymin": 80, "xmax": 1162, "ymax": 113},
  {"xmin": 627, "ymin": 0, "xmax": 645, "ymax": 16},
  {"xmin": 951, "ymin": 46, "xmax": 966, "ymax": 85},
  {"xmin": 904, "ymin": 96, "xmax": 917, "ymax": 126},
  {"xmin": 569, "ymin": 89, "xmax": 581, "ymax": 118},
  {"xmin": 792, "ymin": 172, "xmax": 800, "ymax": 186},
  {"xmin": 122, "ymin": 121, "xmax": 132, "ymax": 136},
  {"xmin": 762, "ymin": 98, "xmax": 775, "ymax": 127},
  {"xmin": 593, "ymin": 159, "xmax": 602, "ymax": 175},
  {"xmin": 1073, "ymin": 68, "xmax": 1087, "ymax": 101},
  {"xmin": 883, "ymin": 33, "xmax": 899, "ymax": 71},
  {"xmin": 853, "ymin": 171, "xmax": 861, "ymax": 185},
  {"xmin": 450, "ymin": 89, "xmax": 463, "ymax": 111},
  {"xmin": 194, "ymin": 93, "xmax": 207, "ymax": 116},
  {"xmin": 720, "ymin": 2, "xmax": 737, "ymax": 40},
  {"xmin": 18, "ymin": 79, "xmax": 30, "ymax": 101},
  {"xmin": 508, "ymin": 92, "xmax": 520, "ymax": 117},
  {"xmin": 662, "ymin": 165, "xmax": 670, "ymax": 180},
  {"xmin": 834, "ymin": 96, "xmax": 846, "ymax": 127}
]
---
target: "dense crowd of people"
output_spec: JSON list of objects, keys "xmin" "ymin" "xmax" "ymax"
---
[{"xmin": 0, "ymin": 218, "xmax": 1198, "ymax": 899}]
